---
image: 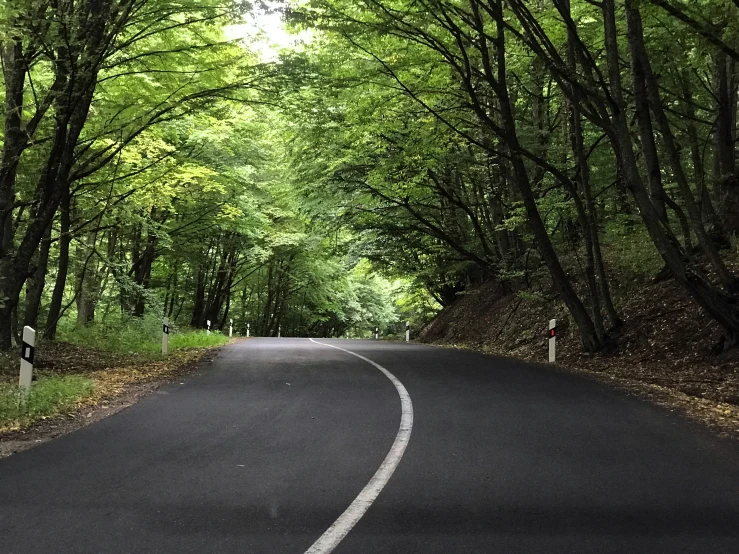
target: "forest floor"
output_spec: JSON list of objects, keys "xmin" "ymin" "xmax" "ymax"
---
[
  {"xmin": 0, "ymin": 340, "xmax": 233, "ymax": 458},
  {"xmin": 419, "ymin": 278, "xmax": 739, "ymax": 439}
]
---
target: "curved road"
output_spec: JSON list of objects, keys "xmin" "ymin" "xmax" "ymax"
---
[{"xmin": 1, "ymin": 338, "xmax": 738, "ymax": 553}]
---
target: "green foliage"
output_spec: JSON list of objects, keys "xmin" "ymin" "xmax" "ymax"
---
[
  {"xmin": 18, "ymin": 0, "xmax": 739, "ymax": 354},
  {"xmin": 516, "ymin": 291, "xmax": 548, "ymax": 305},
  {"xmin": 0, "ymin": 376, "xmax": 95, "ymax": 429},
  {"xmin": 601, "ymin": 218, "xmax": 663, "ymax": 285},
  {"xmin": 58, "ymin": 315, "xmax": 228, "ymax": 354},
  {"xmin": 169, "ymin": 331, "xmax": 230, "ymax": 350}
]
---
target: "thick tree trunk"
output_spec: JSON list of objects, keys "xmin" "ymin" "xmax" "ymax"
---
[
  {"xmin": 190, "ymin": 262, "xmax": 207, "ymax": 328},
  {"xmin": 0, "ymin": 41, "xmax": 26, "ymax": 260},
  {"xmin": 715, "ymin": 51, "xmax": 736, "ymax": 180},
  {"xmin": 713, "ymin": 51, "xmax": 739, "ymax": 234}
]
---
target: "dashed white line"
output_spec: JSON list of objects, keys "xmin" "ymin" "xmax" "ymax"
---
[{"xmin": 305, "ymin": 338, "xmax": 414, "ymax": 554}]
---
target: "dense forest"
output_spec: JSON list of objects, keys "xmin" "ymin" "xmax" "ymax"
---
[{"xmin": 3, "ymin": 0, "xmax": 739, "ymax": 354}]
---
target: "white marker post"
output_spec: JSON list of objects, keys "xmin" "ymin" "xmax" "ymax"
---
[
  {"xmin": 162, "ymin": 317, "xmax": 170, "ymax": 355},
  {"xmin": 19, "ymin": 326, "xmax": 36, "ymax": 397},
  {"xmin": 229, "ymin": 318, "xmax": 233, "ymax": 338},
  {"xmin": 548, "ymin": 318, "xmax": 556, "ymax": 363},
  {"xmin": 405, "ymin": 321, "xmax": 410, "ymax": 343},
  {"xmin": 206, "ymin": 320, "xmax": 211, "ymax": 336},
  {"xmin": 278, "ymin": 325, "xmax": 281, "ymax": 338},
  {"xmin": 247, "ymin": 323, "xmax": 250, "ymax": 338},
  {"xmin": 375, "ymin": 327, "xmax": 379, "ymax": 340}
]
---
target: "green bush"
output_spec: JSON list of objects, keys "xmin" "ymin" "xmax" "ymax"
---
[
  {"xmin": 58, "ymin": 314, "xmax": 229, "ymax": 355},
  {"xmin": 0, "ymin": 376, "xmax": 94, "ymax": 428},
  {"xmin": 601, "ymin": 220, "xmax": 662, "ymax": 283},
  {"xmin": 169, "ymin": 330, "xmax": 229, "ymax": 349}
]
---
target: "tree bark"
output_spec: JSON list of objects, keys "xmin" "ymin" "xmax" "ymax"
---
[
  {"xmin": 489, "ymin": 2, "xmax": 604, "ymax": 351},
  {"xmin": 625, "ymin": 2, "xmax": 669, "ymax": 225},
  {"xmin": 625, "ymin": 0, "xmax": 737, "ymax": 291},
  {"xmin": 604, "ymin": 0, "xmax": 739, "ymax": 349},
  {"xmin": 23, "ymin": 224, "xmax": 52, "ymax": 330},
  {"xmin": 75, "ymin": 231, "xmax": 101, "ymax": 325},
  {"xmin": 44, "ymin": 190, "xmax": 71, "ymax": 340},
  {"xmin": 564, "ymin": 0, "xmax": 621, "ymax": 330}
]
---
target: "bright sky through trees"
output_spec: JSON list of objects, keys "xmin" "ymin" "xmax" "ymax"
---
[{"xmin": 225, "ymin": 1, "xmax": 303, "ymax": 61}]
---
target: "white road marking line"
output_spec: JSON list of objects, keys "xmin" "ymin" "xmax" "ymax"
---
[{"xmin": 306, "ymin": 338, "xmax": 414, "ymax": 554}]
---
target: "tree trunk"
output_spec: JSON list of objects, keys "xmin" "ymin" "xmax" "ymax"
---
[
  {"xmin": 44, "ymin": 190, "xmax": 71, "ymax": 340},
  {"xmin": 132, "ymin": 229, "xmax": 157, "ymax": 317},
  {"xmin": 190, "ymin": 262, "xmax": 207, "ymax": 328},
  {"xmin": 713, "ymin": 50, "xmax": 739, "ymax": 234},
  {"xmin": 23, "ymin": 224, "xmax": 52, "ymax": 330},
  {"xmin": 75, "ymin": 231, "xmax": 100, "ymax": 325},
  {"xmin": 625, "ymin": 0, "xmax": 737, "ymax": 291},
  {"xmin": 490, "ymin": 2, "xmax": 605, "ymax": 351},
  {"xmin": 563, "ymin": 0, "xmax": 620, "ymax": 330},
  {"xmin": 680, "ymin": 77, "xmax": 720, "ymax": 227},
  {"xmin": 625, "ymin": 4, "xmax": 669, "ymax": 225},
  {"xmin": 604, "ymin": 0, "xmax": 739, "ymax": 349}
]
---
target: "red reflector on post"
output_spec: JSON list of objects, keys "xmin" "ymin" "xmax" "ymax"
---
[{"xmin": 550, "ymin": 329, "xmax": 556, "ymax": 337}]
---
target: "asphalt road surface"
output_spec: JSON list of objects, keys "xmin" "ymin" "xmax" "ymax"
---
[{"xmin": 1, "ymin": 338, "xmax": 738, "ymax": 553}]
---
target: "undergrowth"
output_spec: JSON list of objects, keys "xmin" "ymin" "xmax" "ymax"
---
[
  {"xmin": 58, "ymin": 315, "xmax": 229, "ymax": 355},
  {"xmin": 0, "ymin": 376, "xmax": 94, "ymax": 430}
]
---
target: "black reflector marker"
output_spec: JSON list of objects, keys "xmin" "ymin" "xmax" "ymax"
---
[
  {"xmin": 162, "ymin": 317, "xmax": 170, "ymax": 356},
  {"xmin": 21, "ymin": 341, "xmax": 34, "ymax": 363},
  {"xmin": 19, "ymin": 326, "xmax": 36, "ymax": 394}
]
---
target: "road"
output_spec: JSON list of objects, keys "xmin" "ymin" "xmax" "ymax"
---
[{"xmin": 1, "ymin": 338, "xmax": 738, "ymax": 553}]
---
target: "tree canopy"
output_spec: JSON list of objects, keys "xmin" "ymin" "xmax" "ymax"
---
[{"xmin": 3, "ymin": 0, "xmax": 739, "ymax": 351}]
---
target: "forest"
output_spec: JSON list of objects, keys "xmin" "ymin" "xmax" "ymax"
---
[{"xmin": 2, "ymin": 0, "xmax": 739, "ymax": 357}]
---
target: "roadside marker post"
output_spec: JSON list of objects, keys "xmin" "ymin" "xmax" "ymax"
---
[
  {"xmin": 247, "ymin": 323, "xmax": 250, "ymax": 337},
  {"xmin": 19, "ymin": 326, "xmax": 35, "ymax": 397},
  {"xmin": 375, "ymin": 327, "xmax": 379, "ymax": 340},
  {"xmin": 162, "ymin": 318, "xmax": 169, "ymax": 355},
  {"xmin": 207, "ymin": 320, "xmax": 211, "ymax": 336},
  {"xmin": 278, "ymin": 325, "xmax": 281, "ymax": 338},
  {"xmin": 405, "ymin": 321, "xmax": 410, "ymax": 343},
  {"xmin": 229, "ymin": 318, "xmax": 233, "ymax": 338},
  {"xmin": 548, "ymin": 318, "xmax": 556, "ymax": 363}
]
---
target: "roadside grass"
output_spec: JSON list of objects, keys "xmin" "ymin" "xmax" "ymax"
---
[
  {"xmin": 59, "ymin": 317, "xmax": 229, "ymax": 356},
  {"xmin": 0, "ymin": 376, "xmax": 94, "ymax": 431},
  {"xmin": 169, "ymin": 330, "xmax": 229, "ymax": 350},
  {"xmin": 1, "ymin": 318, "xmax": 231, "ymax": 434}
]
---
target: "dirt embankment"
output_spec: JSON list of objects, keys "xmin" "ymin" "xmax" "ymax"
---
[{"xmin": 419, "ymin": 279, "xmax": 739, "ymax": 438}]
